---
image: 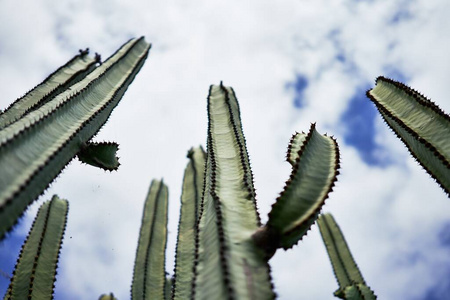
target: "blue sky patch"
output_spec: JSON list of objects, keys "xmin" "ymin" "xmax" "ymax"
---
[
  {"xmin": 340, "ymin": 84, "xmax": 386, "ymax": 166},
  {"xmin": 286, "ymin": 74, "xmax": 308, "ymax": 108}
]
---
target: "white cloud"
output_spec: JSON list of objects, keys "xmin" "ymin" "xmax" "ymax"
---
[{"xmin": 0, "ymin": 0, "xmax": 449, "ymax": 299}]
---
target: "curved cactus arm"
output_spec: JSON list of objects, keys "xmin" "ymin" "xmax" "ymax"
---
[
  {"xmin": 98, "ymin": 293, "xmax": 118, "ymax": 300},
  {"xmin": 172, "ymin": 147, "xmax": 206, "ymax": 300},
  {"xmin": 77, "ymin": 141, "xmax": 120, "ymax": 171},
  {"xmin": 254, "ymin": 123, "xmax": 340, "ymax": 256},
  {"xmin": 317, "ymin": 213, "xmax": 376, "ymax": 300},
  {"xmin": 0, "ymin": 37, "xmax": 151, "ymax": 240},
  {"xmin": 367, "ymin": 76, "xmax": 450, "ymax": 195},
  {"xmin": 0, "ymin": 50, "xmax": 98, "ymax": 130},
  {"xmin": 192, "ymin": 84, "xmax": 274, "ymax": 300},
  {"xmin": 4, "ymin": 195, "xmax": 68, "ymax": 300},
  {"xmin": 131, "ymin": 179, "xmax": 168, "ymax": 300},
  {"xmin": 286, "ymin": 131, "xmax": 307, "ymax": 166}
]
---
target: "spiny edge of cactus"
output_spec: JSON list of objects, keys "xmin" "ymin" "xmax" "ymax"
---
[
  {"xmin": 366, "ymin": 82, "xmax": 449, "ymax": 195},
  {"xmin": 0, "ymin": 36, "xmax": 148, "ymax": 147},
  {"xmin": 318, "ymin": 214, "xmax": 364, "ymax": 288},
  {"xmin": 221, "ymin": 83, "xmax": 261, "ymax": 226},
  {"xmin": 280, "ymin": 127, "xmax": 340, "ymax": 246},
  {"xmin": 0, "ymin": 50, "xmax": 96, "ymax": 119},
  {"xmin": 77, "ymin": 141, "xmax": 120, "ymax": 171},
  {"xmin": 131, "ymin": 179, "xmax": 168, "ymax": 300},
  {"xmin": 0, "ymin": 37, "xmax": 150, "ymax": 240},
  {"xmin": 191, "ymin": 84, "xmax": 233, "ymax": 299},
  {"xmin": 367, "ymin": 78, "xmax": 449, "ymax": 168},
  {"xmin": 254, "ymin": 123, "xmax": 340, "ymax": 256},
  {"xmin": 374, "ymin": 76, "xmax": 449, "ymax": 119},
  {"xmin": 5, "ymin": 195, "xmax": 68, "ymax": 299},
  {"xmin": 192, "ymin": 83, "xmax": 275, "ymax": 299},
  {"xmin": 172, "ymin": 147, "xmax": 205, "ymax": 299},
  {"xmin": 286, "ymin": 131, "xmax": 307, "ymax": 166}
]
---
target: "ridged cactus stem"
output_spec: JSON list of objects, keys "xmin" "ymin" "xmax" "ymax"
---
[
  {"xmin": 366, "ymin": 76, "xmax": 450, "ymax": 195},
  {"xmin": 253, "ymin": 123, "xmax": 340, "ymax": 258},
  {"xmin": 131, "ymin": 180, "xmax": 169, "ymax": 300},
  {"xmin": 4, "ymin": 195, "xmax": 68, "ymax": 300},
  {"xmin": 192, "ymin": 83, "xmax": 274, "ymax": 300},
  {"xmin": 0, "ymin": 37, "xmax": 151, "ymax": 240},
  {"xmin": 172, "ymin": 147, "xmax": 206, "ymax": 299},
  {"xmin": 317, "ymin": 213, "xmax": 376, "ymax": 300},
  {"xmin": 0, "ymin": 50, "xmax": 98, "ymax": 130}
]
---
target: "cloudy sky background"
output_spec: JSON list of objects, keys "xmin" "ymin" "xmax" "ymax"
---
[{"xmin": 0, "ymin": 0, "xmax": 449, "ymax": 299}]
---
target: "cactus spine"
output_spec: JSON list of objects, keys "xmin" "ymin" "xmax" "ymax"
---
[
  {"xmin": 4, "ymin": 195, "xmax": 68, "ymax": 300},
  {"xmin": 0, "ymin": 37, "xmax": 151, "ymax": 240}
]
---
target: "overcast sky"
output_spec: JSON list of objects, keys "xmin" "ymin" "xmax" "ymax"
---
[{"xmin": 0, "ymin": 0, "xmax": 449, "ymax": 299}]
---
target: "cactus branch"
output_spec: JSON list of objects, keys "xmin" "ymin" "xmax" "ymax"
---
[
  {"xmin": 4, "ymin": 195, "xmax": 68, "ymax": 300},
  {"xmin": 172, "ymin": 147, "xmax": 206, "ymax": 299},
  {"xmin": 0, "ymin": 37, "xmax": 151, "ymax": 240},
  {"xmin": 0, "ymin": 51, "xmax": 97, "ymax": 130},
  {"xmin": 77, "ymin": 141, "xmax": 120, "ymax": 171},
  {"xmin": 254, "ymin": 123, "xmax": 340, "ymax": 256},
  {"xmin": 192, "ymin": 84, "xmax": 274, "ymax": 300},
  {"xmin": 131, "ymin": 179, "xmax": 169, "ymax": 300},
  {"xmin": 317, "ymin": 213, "xmax": 376, "ymax": 300},
  {"xmin": 367, "ymin": 76, "xmax": 450, "ymax": 195}
]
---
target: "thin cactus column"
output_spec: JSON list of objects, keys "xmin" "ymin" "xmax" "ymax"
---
[
  {"xmin": 317, "ymin": 213, "xmax": 376, "ymax": 300},
  {"xmin": 4, "ymin": 195, "xmax": 69, "ymax": 300},
  {"xmin": 131, "ymin": 179, "xmax": 169, "ymax": 300}
]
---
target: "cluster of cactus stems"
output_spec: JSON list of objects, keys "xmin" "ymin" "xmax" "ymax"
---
[{"xmin": 1, "ymin": 36, "xmax": 449, "ymax": 300}]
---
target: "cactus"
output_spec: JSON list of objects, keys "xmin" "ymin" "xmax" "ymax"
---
[
  {"xmin": 98, "ymin": 293, "xmax": 118, "ymax": 300},
  {"xmin": 0, "ymin": 37, "xmax": 151, "ymax": 240},
  {"xmin": 318, "ymin": 213, "xmax": 376, "ymax": 300},
  {"xmin": 366, "ymin": 77, "xmax": 450, "ymax": 195},
  {"xmin": 1, "ymin": 34, "xmax": 448, "ymax": 299},
  {"xmin": 131, "ymin": 179, "xmax": 169, "ymax": 300},
  {"xmin": 0, "ymin": 50, "xmax": 98, "ymax": 130},
  {"xmin": 171, "ymin": 83, "xmax": 339, "ymax": 299},
  {"xmin": 4, "ymin": 195, "xmax": 68, "ymax": 300}
]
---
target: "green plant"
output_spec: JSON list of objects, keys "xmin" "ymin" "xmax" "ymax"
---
[
  {"xmin": 1, "ymin": 38, "xmax": 449, "ymax": 300},
  {"xmin": 0, "ymin": 37, "xmax": 151, "ymax": 240}
]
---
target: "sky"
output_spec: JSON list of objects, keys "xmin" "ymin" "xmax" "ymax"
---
[{"xmin": 0, "ymin": 0, "xmax": 449, "ymax": 299}]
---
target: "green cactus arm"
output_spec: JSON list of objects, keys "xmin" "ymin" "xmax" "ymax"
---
[
  {"xmin": 192, "ymin": 84, "xmax": 274, "ymax": 300},
  {"xmin": 367, "ymin": 76, "xmax": 450, "ymax": 195},
  {"xmin": 254, "ymin": 123, "xmax": 340, "ymax": 255},
  {"xmin": 3, "ymin": 195, "xmax": 68, "ymax": 300},
  {"xmin": 77, "ymin": 141, "xmax": 120, "ymax": 171},
  {"xmin": 0, "ymin": 37, "xmax": 151, "ymax": 240},
  {"xmin": 131, "ymin": 180, "xmax": 169, "ymax": 300},
  {"xmin": 0, "ymin": 50, "xmax": 98, "ymax": 129},
  {"xmin": 172, "ymin": 147, "xmax": 206, "ymax": 300},
  {"xmin": 317, "ymin": 213, "xmax": 376, "ymax": 300},
  {"xmin": 98, "ymin": 293, "xmax": 118, "ymax": 300}
]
